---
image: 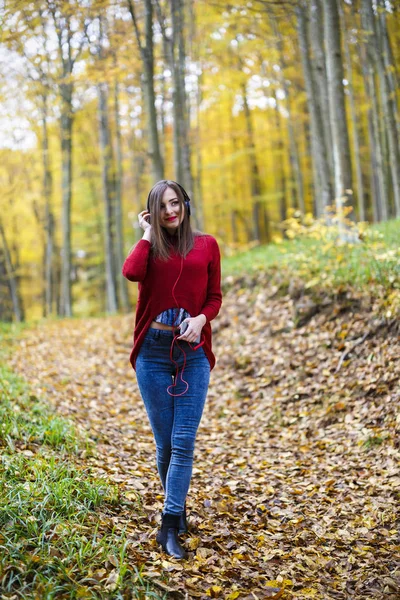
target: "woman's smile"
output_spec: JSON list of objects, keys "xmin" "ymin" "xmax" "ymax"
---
[{"xmin": 160, "ymin": 187, "xmax": 184, "ymax": 231}]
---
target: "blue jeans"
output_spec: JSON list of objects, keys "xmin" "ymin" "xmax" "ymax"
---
[{"xmin": 135, "ymin": 328, "xmax": 211, "ymax": 516}]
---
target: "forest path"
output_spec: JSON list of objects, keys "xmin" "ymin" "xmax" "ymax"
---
[{"xmin": 7, "ymin": 284, "xmax": 399, "ymax": 600}]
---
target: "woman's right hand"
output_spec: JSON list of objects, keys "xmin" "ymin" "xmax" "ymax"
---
[
  {"xmin": 138, "ymin": 210, "xmax": 152, "ymax": 232},
  {"xmin": 138, "ymin": 210, "xmax": 152, "ymax": 242}
]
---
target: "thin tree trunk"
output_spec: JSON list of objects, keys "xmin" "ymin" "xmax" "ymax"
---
[
  {"xmin": 269, "ymin": 17, "xmax": 305, "ymax": 213},
  {"xmin": 194, "ymin": 68, "xmax": 204, "ymax": 230},
  {"xmin": 227, "ymin": 51, "xmax": 249, "ymax": 239},
  {"xmin": 323, "ymin": 0, "xmax": 354, "ymax": 223},
  {"xmin": 126, "ymin": 83, "xmax": 146, "ymax": 236},
  {"xmin": 46, "ymin": 4, "xmax": 75, "ymax": 317},
  {"xmin": 171, "ymin": 0, "xmax": 184, "ymax": 184},
  {"xmin": 41, "ymin": 93, "xmax": 54, "ymax": 316},
  {"xmin": 340, "ymin": 3, "xmax": 366, "ymax": 221},
  {"xmin": 274, "ymin": 92, "xmax": 287, "ymax": 223},
  {"xmin": 175, "ymin": 0, "xmax": 193, "ymax": 199},
  {"xmin": 374, "ymin": 0, "xmax": 400, "ymax": 216},
  {"xmin": 358, "ymin": 43, "xmax": 386, "ymax": 221},
  {"xmin": 378, "ymin": 0, "xmax": 400, "ymax": 152},
  {"xmin": 98, "ymin": 81, "xmax": 118, "ymax": 313},
  {"xmin": 113, "ymin": 80, "xmax": 129, "ymax": 312},
  {"xmin": 361, "ymin": 0, "xmax": 390, "ymax": 220},
  {"xmin": 156, "ymin": 0, "xmax": 194, "ymax": 215},
  {"xmin": 287, "ymin": 108, "xmax": 305, "ymax": 214},
  {"xmin": 231, "ymin": 210, "xmax": 239, "ymax": 244},
  {"xmin": 127, "ymin": 0, "xmax": 164, "ymax": 182},
  {"xmin": 0, "ymin": 218, "xmax": 22, "ymax": 322},
  {"xmin": 59, "ymin": 81, "xmax": 73, "ymax": 316},
  {"xmin": 235, "ymin": 210, "xmax": 253, "ymax": 244},
  {"xmin": 310, "ymin": 0, "xmax": 334, "ymax": 180},
  {"xmin": 242, "ymin": 82, "xmax": 268, "ymax": 243},
  {"xmin": 296, "ymin": 2, "xmax": 332, "ymax": 216},
  {"xmin": 159, "ymin": 68, "xmax": 167, "ymax": 158},
  {"xmin": 0, "ymin": 254, "xmax": 13, "ymax": 321}
]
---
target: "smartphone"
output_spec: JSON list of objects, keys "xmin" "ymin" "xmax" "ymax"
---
[{"xmin": 179, "ymin": 321, "xmax": 200, "ymax": 344}]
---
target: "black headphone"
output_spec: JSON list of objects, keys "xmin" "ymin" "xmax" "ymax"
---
[{"xmin": 146, "ymin": 181, "xmax": 191, "ymax": 217}]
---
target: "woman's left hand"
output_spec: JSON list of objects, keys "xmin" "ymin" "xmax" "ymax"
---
[{"xmin": 178, "ymin": 314, "xmax": 207, "ymax": 343}]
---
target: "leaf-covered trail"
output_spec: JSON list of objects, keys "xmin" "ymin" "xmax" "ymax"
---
[{"xmin": 7, "ymin": 282, "xmax": 400, "ymax": 599}]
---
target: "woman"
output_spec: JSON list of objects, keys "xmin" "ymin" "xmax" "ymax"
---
[{"xmin": 122, "ymin": 180, "xmax": 222, "ymax": 559}]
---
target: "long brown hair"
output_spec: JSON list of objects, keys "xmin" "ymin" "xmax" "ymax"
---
[{"xmin": 147, "ymin": 180, "xmax": 195, "ymax": 260}]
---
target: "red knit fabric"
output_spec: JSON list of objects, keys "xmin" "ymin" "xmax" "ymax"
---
[{"xmin": 122, "ymin": 234, "xmax": 222, "ymax": 371}]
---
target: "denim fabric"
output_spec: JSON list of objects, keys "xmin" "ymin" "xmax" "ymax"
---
[{"xmin": 135, "ymin": 327, "xmax": 210, "ymax": 516}]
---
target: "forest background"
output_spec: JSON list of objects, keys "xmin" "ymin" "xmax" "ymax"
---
[{"xmin": 1, "ymin": 0, "xmax": 400, "ymax": 321}]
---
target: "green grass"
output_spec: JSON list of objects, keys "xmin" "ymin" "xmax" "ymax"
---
[
  {"xmin": 0, "ymin": 366, "xmax": 82, "ymax": 454},
  {"xmin": 0, "ymin": 364, "xmax": 165, "ymax": 599},
  {"xmin": 221, "ymin": 219, "xmax": 400, "ymax": 313}
]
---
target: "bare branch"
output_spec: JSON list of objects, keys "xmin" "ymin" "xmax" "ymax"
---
[{"xmin": 127, "ymin": 0, "xmax": 144, "ymax": 56}]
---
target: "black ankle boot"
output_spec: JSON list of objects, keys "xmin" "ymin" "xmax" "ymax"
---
[
  {"xmin": 156, "ymin": 513, "xmax": 187, "ymax": 559},
  {"xmin": 179, "ymin": 503, "xmax": 188, "ymax": 535}
]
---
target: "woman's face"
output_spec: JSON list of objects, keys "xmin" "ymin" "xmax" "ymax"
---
[{"xmin": 159, "ymin": 186, "xmax": 184, "ymax": 232}]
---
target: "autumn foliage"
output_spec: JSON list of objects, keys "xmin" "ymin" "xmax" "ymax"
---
[{"xmin": 3, "ymin": 230, "xmax": 399, "ymax": 597}]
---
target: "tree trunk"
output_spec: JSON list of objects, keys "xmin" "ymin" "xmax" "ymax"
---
[
  {"xmin": 323, "ymin": 0, "xmax": 354, "ymax": 221},
  {"xmin": 235, "ymin": 210, "xmax": 253, "ymax": 244},
  {"xmin": 98, "ymin": 81, "xmax": 118, "ymax": 313},
  {"xmin": 360, "ymin": 0, "xmax": 390, "ymax": 220},
  {"xmin": 242, "ymin": 82, "xmax": 268, "ymax": 243},
  {"xmin": 127, "ymin": 83, "xmax": 146, "ymax": 236},
  {"xmin": 113, "ymin": 80, "xmax": 129, "ymax": 313},
  {"xmin": 310, "ymin": 0, "xmax": 333, "ymax": 180},
  {"xmin": 269, "ymin": 17, "xmax": 305, "ymax": 213},
  {"xmin": 156, "ymin": 0, "xmax": 195, "ymax": 218},
  {"xmin": 194, "ymin": 68, "xmax": 204, "ymax": 230},
  {"xmin": 296, "ymin": 2, "xmax": 332, "ymax": 216},
  {"xmin": 41, "ymin": 93, "xmax": 54, "ymax": 316},
  {"xmin": 128, "ymin": 0, "xmax": 164, "ymax": 182},
  {"xmin": 274, "ymin": 92, "xmax": 287, "ymax": 223},
  {"xmin": 230, "ymin": 210, "xmax": 239, "ymax": 245},
  {"xmin": 378, "ymin": 0, "xmax": 400, "ymax": 151},
  {"xmin": 60, "ymin": 81, "xmax": 73, "ymax": 317},
  {"xmin": 0, "ymin": 218, "xmax": 23, "ymax": 322},
  {"xmin": 170, "ymin": 0, "xmax": 184, "ymax": 184},
  {"xmin": 174, "ymin": 0, "xmax": 193, "ymax": 200},
  {"xmin": 374, "ymin": 0, "xmax": 400, "ymax": 217},
  {"xmin": 340, "ymin": 3, "xmax": 366, "ymax": 221}
]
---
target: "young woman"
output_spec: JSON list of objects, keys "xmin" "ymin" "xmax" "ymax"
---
[{"xmin": 122, "ymin": 180, "xmax": 222, "ymax": 559}]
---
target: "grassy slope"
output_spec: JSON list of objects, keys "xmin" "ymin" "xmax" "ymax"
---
[
  {"xmin": 222, "ymin": 219, "xmax": 400, "ymax": 292},
  {"xmin": 0, "ymin": 344, "xmax": 165, "ymax": 599}
]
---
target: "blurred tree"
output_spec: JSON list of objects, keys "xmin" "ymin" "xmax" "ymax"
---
[
  {"xmin": 95, "ymin": 14, "xmax": 118, "ymax": 313},
  {"xmin": 127, "ymin": 0, "xmax": 164, "ymax": 182},
  {"xmin": 296, "ymin": 1, "xmax": 333, "ymax": 215},
  {"xmin": 46, "ymin": 0, "xmax": 90, "ymax": 317},
  {"xmin": 0, "ymin": 218, "xmax": 23, "ymax": 322},
  {"xmin": 323, "ymin": 0, "xmax": 354, "ymax": 221}
]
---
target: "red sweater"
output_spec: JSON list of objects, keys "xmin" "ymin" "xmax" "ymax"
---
[{"xmin": 122, "ymin": 234, "xmax": 222, "ymax": 370}]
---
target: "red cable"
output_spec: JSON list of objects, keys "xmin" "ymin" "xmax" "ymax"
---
[
  {"xmin": 167, "ymin": 335, "xmax": 189, "ymax": 397},
  {"xmin": 167, "ymin": 255, "xmax": 203, "ymax": 397}
]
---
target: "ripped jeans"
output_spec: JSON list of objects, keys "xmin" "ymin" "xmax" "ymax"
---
[{"xmin": 135, "ymin": 328, "xmax": 210, "ymax": 516}]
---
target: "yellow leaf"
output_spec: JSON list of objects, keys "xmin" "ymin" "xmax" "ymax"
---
[
  {"xmin": 187, "ymin": 536, "xmax": 201, "ymax": 550},
  {"xmin": 300, "ymin": 588, "xmax": 319, "ymax": 598},
  {"xmin": 206, "ymin": 586, "xmax": 223, "ymax": 598},
  {"xmin": 196, "ymin": 547, "xmax": 213, "ymax": 559},
  {"xmin": 161, "ymin": 560, "xmax": 184, "ymax": 571},
  {"xmin": 76, "ymin": 587, "xmax": 91, "ymax": 599}
]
